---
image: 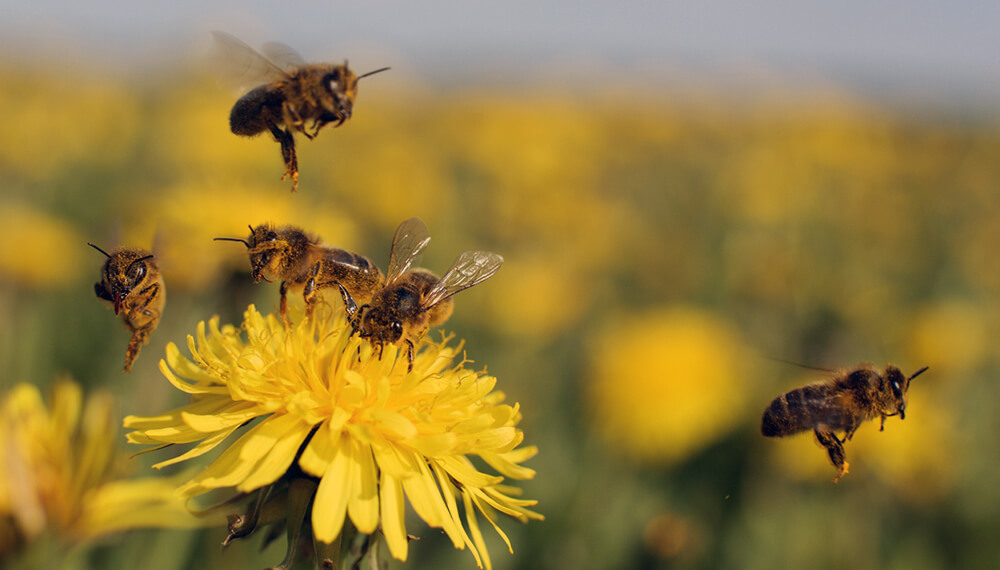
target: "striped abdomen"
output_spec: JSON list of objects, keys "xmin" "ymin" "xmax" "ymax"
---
[{"xmin": 761, "ymin": 384, "xmax": 835, "ymax": 437}]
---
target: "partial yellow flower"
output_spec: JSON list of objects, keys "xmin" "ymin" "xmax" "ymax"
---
[
  {"xmin": 0, "ymin": 380, "xmax": 205, "ymax": 561},
  {"xmin": 0, "ymin": 68, "xmax": 139, "ymax": 182},
  {"xmin": 587, "ymin": 307, "xmax": 749, "ymax": 464},
  {"xmin": 906, "ymin": 301, "xmax": 988, "ymax": 380},
  {"xmin": 0, "ymin": 202, "xmax": 84, "ymax": 288},
  {"xmin": 125, "ymin": 304, "xmax": 541, "ymax": 569}
]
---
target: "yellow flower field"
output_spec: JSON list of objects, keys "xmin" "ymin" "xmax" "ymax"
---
[{"xmin": 1, "ymin": 59, "xmax": 999, "ymax": 568}]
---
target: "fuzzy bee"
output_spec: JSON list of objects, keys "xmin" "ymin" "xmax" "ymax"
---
[
  {"xmin": 762, "ymin": 363, "xmax": 928, "ymax": 481},
  {"xmin": 89, "ymin": 243, "xmax": 165, "ymax": 373},
  {"xmin": 213, "ymin": 31, "xmax": 389, "ymax": 191}
]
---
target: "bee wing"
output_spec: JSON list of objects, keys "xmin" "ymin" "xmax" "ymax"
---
[
  {"xmin": 261, "ymin": 41, "xmax": 308, "ymax": 70},
  {"xmin": 318, "ymin": 247, "xmax": 367, "ymax": 272},
  {"xmin": 211, "ymin": 31, "xmax": 291, "ymax": 87},
  {"xmin": 421, "ymin": 251, "xmax": 503, "ymax": 309},
  {"xmin": 798, "ymin": 389, "xmax": 857, "ymax": 432},
  {"xmin": 385, "ymin": 218, "xmax": 431, "ymax": 286}
]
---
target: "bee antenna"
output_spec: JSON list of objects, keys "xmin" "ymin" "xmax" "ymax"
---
[
  {"xmin": 214, "ymin": 237, "xmax": 250, "ymax": 248},
  {"xmin": 87, "ymin": 242, "xmax": 112, "ymax": 258},
  {"xmin": 908, "ymin": 366, "xmax": 929, "ymax": 382},
  {"xmin": 127, "ymin": 254, "xmax": 154, "ymax": 269},
  {"xmin": 357, "ymin": 66, "xmax": 391, "ymax": 81}
]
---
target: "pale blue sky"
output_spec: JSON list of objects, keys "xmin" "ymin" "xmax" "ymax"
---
[{"xmin": 1, "ymin": 1, "xmax": 997, "ymax": 104}]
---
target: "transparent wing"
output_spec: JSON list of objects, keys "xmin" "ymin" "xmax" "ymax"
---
[
  {"xmin": 309, "ymin": 244, "xmax": 362, "ymax": 271},
  {"xmin": 210, "ymin": 30, "xmax": 290, "ymax": 88},
  {"xmin": 385, "ymin": 218, "xmax": 431, "ymax": 286},
  {"xmin": 261, "ymin": 41, "xmax": 308, "ymax": 70},
  {"xmin": 811, "ymin": 391, "xmax": 858, "ymax": 431},
  {"xmin": 421, "ymin": 251, "xmax": 503, "ymax": 309}
]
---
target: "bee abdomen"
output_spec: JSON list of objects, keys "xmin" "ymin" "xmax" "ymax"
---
[
  {"xmin": 761, "ymin": 385, "xmax": 826, "ymax": 437},
  {"xmin": 230, "ymin": 86, "xmax": 281, "ymax": 136}
]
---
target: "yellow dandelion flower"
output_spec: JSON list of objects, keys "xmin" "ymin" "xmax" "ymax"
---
[
  {"xmin": 0, "ymin": 380, "xmax": 206, "ymax": 562},
  {"xmin": 124, "ymin": 304, "xmax": 542, "ymax": 569}
]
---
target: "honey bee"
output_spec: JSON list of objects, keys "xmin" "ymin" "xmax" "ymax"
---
[
  {"xmin": 342, "ymin": 218, "xmax": 503, "ymax": 371},
  {"xmin": 214, "ymin": 224, "xmax": 382, "ymax": 323},
  {"xmin": 761, "ymin": 363, "xmax": 929, "ymax": 482},
  {"xmin": 212, "ymin": 31, "xmax": 390, "ymax": 191},
  {"xmin": 89, "ymin": 243, "xmax": 165, "ymax": 373}
]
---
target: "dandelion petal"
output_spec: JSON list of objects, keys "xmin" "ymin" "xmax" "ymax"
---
[
  {"xmin": 380, "ymin": 470, "xmax": 408, "ymax": 562},
  {"xmin": 347, "ymin": 441, "xmax": 379, "ymax": 534},
  {"xmin": 311, "ymin": 432, "xmax": 354, "ymax": 543}
]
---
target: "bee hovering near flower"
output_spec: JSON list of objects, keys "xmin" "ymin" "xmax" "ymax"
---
[
  {"xmin": 212, "ymin": 31, "xmax": 390, "ymax": 191},
  {"xmin": 342, "ymin": 217, "xmax": 504, "ymax": 371},
  {"xmin": 761, "ymin": 363, "xmax": 929, "ymax": 482},
  {"xmin": 88, "ymin": 243, "xmax": 165, "ymax": 373},
  {"xmin": 214, "ymin": 223, "xmax": 382, "ymax": 324}
]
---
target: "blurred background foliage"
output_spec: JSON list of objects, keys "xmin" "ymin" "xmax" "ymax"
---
[{"xmin": 0, "ymin": 50, "xmax": 999, "ymax": 569}]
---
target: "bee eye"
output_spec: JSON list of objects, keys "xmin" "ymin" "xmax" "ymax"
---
[
  {"xmin": 891, "ymin": 380, "xmax": 901, "ymax": 393},
  {"xmin": 266, "ymin": 232, "xmax": 277, "ymax": 241},
  {"xmin": 392, "ymin": 321, "xmax": 402, "ymax": 335},
  {"xmin": 129, "ymin": 264, "xmax": 146, "ymax": 281}
]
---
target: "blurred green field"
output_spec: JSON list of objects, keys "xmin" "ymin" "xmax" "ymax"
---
[{"xmin": 1, "ymin": 60, "xmax": 1000, "ymax": 569}]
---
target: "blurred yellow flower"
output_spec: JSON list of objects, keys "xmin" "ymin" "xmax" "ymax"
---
[
  {"xmin": 0, "ymin": 202, "xmax": 84, "ymax": 288},
  {"xmin": 125, "ymin": 304, "xmax": 541, "ymax": 569},
  {"xmin": 0, "ymin": 380, "xmax": 206, "ymax": 561},
  {"xmin": 484, "ymin": 255, "xmax": 589, "ymax": 339},
  {"xmin": 906, "ymin": 301, "xmax": 988, "ymax": 379},
  {"xmin": 149, "ymin": 80, "xmax": 274, "ymax": 176},
  {"xmin": 318, "ymin": 114, "xmax": 457, "ymax": 228},
  {"xmin": 0, "ymin": 69, "xmax": 139, "ymax": 182},
  {"xmin": 587, "ymin": 307, "xmax": 748, "ymax": 464}
]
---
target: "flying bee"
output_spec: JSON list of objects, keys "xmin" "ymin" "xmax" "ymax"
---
[
  {"xmin": 214, "ymin": 224, "xmax": 382, "ymax": 324},
  {"xmin": 212, "ymin": 31, "xmax": 390, "ymax": 191},
  {"xmin": 89, "ymin": 243, "xmax": 165, "ymax": 373},
  {"xmin": 342, "ymin": 217, "xmax": 503, "ymax": 371},
  {"xmin": 761, "ymin": 363, "xmax": 929, "ymax": 482}
]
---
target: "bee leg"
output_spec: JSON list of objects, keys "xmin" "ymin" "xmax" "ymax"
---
[
  {"xmin": 309, "ymin": 115, "xmax": 335, "ymax": 138},
  {"xmin": 123, "ymin": 328, "xmax": 150, "ymax": 373},
  {"xmin": 814, "ymin": 427, "xmax": 849, "ymax": 482},
  {"xmin": 308, "ymin": 118, "xmax": 322, "ymax": 137},
  {"xmin": 267, "ymin": 121, "xmax": 299, "ymax": 191},
  {"xmin": 94, "ymin": 282, "xmax": 113, "ymax": 301},
  {"xmin": 405, "ymin": 340, "xmax": 415, "ymax": 373},
  {"xmin": 279, "ymin": 281, "xmax": 292, "ymax": 327},
  {"xmin": 302, "ymin": 263, "xmax": 324, "ymax": 321},
  {"xmin": 338, "ymin": 284, "xmax": 361, "ymax": 325},
  {"xmin": 844, "ymin": 423, "xmax": 859, "ymax": 442},
  {"xmin": 879, "ymin": 414, "xmax": 887, "ymax": 432}
]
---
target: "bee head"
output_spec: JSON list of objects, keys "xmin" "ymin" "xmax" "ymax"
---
[
  {"xmin": 323, "ymin": 64, "xmax": 357, "ymax": 120},
  {"xmin": 323, "ymin": 63, "xmax": 389, "ymax": 121},
  {"xmin": 882, "ymin": 366, "xmax": 908, "ymax": 418},
  {"xmin": 89, "ymin": 244, "xmax": 154, "ymax": 315},
  {"xmin": 217, "ymin": 224, "xmax": 311, "ymax": 283},
  {"xmin": 360, "ymin": 307, "xmax": 404, "ymax": 345},
  {"xmin": 880, "ymin": 365, "xmax": 927, "ymax": 421}
]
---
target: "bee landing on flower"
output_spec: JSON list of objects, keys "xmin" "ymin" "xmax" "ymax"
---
[{"xmin": 124, "ymin": 303, "xmax": 541, "ymax": 570}]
